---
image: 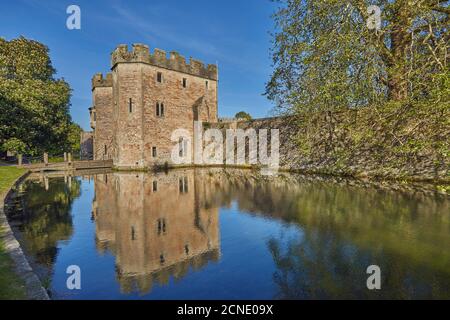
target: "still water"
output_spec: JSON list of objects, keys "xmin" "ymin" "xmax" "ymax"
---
[{"xmin": 5, "ymin": 168, "xmax": 450, "ymax": 299}]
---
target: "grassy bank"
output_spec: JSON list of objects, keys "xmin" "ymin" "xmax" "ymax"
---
[
  {"xmin": 0, "ymin": 166, "xmax": 26, "ymax": 299},
  {"xmin": 0, "ymin": 166, "xmax": 25, "ymax": 192}
]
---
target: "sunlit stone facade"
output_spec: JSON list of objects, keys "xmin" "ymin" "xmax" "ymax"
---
[{"xmin": 90, "ymin": 44, "xmax": 218, "ymax": 169}]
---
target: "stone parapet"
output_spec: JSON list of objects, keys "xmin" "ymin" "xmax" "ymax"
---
[
  {"xmin": 111, "ymin": 43, "xmax": 218, "ymax": 80},
  {"xmin": 92, "ymin": 72, "xmax": 113, "ymax": 89}
]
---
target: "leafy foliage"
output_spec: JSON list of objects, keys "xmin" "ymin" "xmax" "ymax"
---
[
  {"xmin": 0, "ymin": 36, "xmax": 79, "ymax": 156},
  {"xmin": 235, "ymin": 111, "xmax": 253, "ymax": 120},
  {"xmin": 2, "ymin": 137, "xmax": 27, "ymax": 154},
  {"xmin": 67, "ymin": 123, "xmax": 82, "ymax": 154},
  {"xmin": 265, "ymin": 0, "xmax": 449, "ymax": 179},
  {"xmin": 266, "ymin": 0, "xmax": 449, "ymax": 111}
]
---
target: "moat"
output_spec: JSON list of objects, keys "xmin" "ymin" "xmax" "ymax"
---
[{"xmin": 5, "ymin": 168, "xmax": 450, "ymax": 299}]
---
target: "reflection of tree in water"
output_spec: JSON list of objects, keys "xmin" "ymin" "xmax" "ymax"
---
[
  {"xmin": 256, "ymin": 179, "xmax": 450, "ymax": 299},
  {"xmin": 268, "ymin": 232, "xmax": 370, "ymax": 299},
  {"xmin": 7, "ymin": 177, "xmax": 81, "ymax": 267},
  {"xmin": 268, "ymin": 230, "xmax": 450, "ymax": 299},
  {"xmin": 197, "ymin": 169, "xmax": 450, "ymax": 299}
]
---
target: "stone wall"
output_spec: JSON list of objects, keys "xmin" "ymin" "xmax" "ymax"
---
[
  {"xmin": 91, "ymin": 74, "xmax": 113, "ymax": 160},
  {"xmin": 80, "ymin": 131, "xmax": 93, "ymax": 160},
  {"xmin": 211, "ymin": 113, "xmax": 448, "ymax": 182},
  {"xmin": 208, "ymin": 116, "xmax": 297, "ymax": 169},
  {"xmin": 112, "ymin": 62, "xmax": 218, "ymax": 168},
  {"xmin": 91, "ymin": 43, "xmax": 218, "ymax": 169}
]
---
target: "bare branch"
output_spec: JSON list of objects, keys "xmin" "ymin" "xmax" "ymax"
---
[{"xmin": 431, "ymin": 5, "xmax": 450, "ymax": 14}]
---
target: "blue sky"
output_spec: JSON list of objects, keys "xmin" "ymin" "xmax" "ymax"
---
[{"xmin": 0, "ymin": 0, "xmax": 278, "ymax": 130}]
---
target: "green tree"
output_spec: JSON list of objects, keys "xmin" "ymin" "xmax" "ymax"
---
[
  {"xmin": 235, "ymin": 111, "xmax": 252, "ymax": 120},
  {"xmin": 266, "ymin": 0, "xmax": 449, "ymax": 111},
  {"xmin": 2, "ymin": 137, "xmax": 27, "ymax": 155},
  {"xmin": 67, "ymin": 123, "xmax": 82, "ymax": 154},
  {"xmin": 0, "ymin": 36, "xmax": 76, "ymax": 156}
]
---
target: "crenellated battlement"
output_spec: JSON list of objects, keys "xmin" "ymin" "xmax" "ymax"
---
[
  {"xmin": 92, "ymin": 72, "xmax": 113, "ymax": 89},
  {"xmin": 111, "ymin": 43, "xmax": 218, "ymax": 80}
]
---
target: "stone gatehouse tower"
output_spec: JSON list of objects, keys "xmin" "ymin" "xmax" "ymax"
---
[{"xmin": 90, "ymin": 43, "xmax": 218, "ymax": 169}]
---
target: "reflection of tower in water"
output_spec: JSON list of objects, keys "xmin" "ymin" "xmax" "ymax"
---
[{"xmin": 92, "ymin": 169, "xmax": 220, "ymax": 294}]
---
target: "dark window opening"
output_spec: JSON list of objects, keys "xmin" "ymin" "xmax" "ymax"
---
[
  {"xmin": 157, "ymin": 72, "xmax": 162, "ymax": 83},
  {"xmin": 179, "ymin": 137, "xmax": 185, "ymax": 157},
  {"xmin": 131, "ymin": 226, "xmax": 136, "ymax": 241},
  {"xmin": 129, "ymin": 98, "xmax": 133, "ymax": 113},
  {"xmin": 152, "ymin": 180, "xmax": 158, "ymax": 192},
  {"xmin": 179, "ymin": 177, "xmax": 188, "ymax": 193},
  {"xmin": 205, "ymin": 80, "xmax": 209, "ymax": 88},
  {"xmin": 152, "ymin": 146, "xmax": 157, "ymax": 157},
  {"xmin": 160, "ymin": 253, "xmax": 165, "ymax": 265},
  {"xmin": 157, "ymin": 218, "xmax": 166, "ymax": 235},
  {"xmin": 182, "ymin": 78, "xmax": 187, "ymax": 88},
  {"xmin": 185, "ymin": 244, "xmax": 189, "ymax": 255},
  {"xmin": 156, "ymin": 102, "xmax": 165, "ymax": 117},
  {"xmin": 104, "ymin": 145, "xmax": 107, "ymax": 155}
]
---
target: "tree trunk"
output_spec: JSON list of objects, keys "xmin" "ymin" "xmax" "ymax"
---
[
  {"xmin": 387, "ymin": 5, "xmax": 411, "ymax": 101},
  {"xmin": 388, "ymin": 71, "xmax": 408, "ymax": 101}
]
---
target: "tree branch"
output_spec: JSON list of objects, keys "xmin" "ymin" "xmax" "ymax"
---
[
  {"xmin": 353, "ymin": 0, "xmax": 394, "ymax": 65},
  {"xmin": 432, "ymin": 5, "xmax": 450, "ymax": 15}
]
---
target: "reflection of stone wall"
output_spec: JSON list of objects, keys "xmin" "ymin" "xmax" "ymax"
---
[
  {"xmin": 92, "ymin": 174, "xmax": 116, "ymax": 254},
  {"xmin": 92, "ymin": 169, "xmax": 220, "ymax": 294}
]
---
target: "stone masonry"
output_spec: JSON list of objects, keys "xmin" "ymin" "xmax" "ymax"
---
[
  {"xmin": 90, "ymin": 43, "xmax": 218, "ymax": 169},
  {"xmin": 80, "ymin": 131, "xmax": 93, "ymax": 160}
]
